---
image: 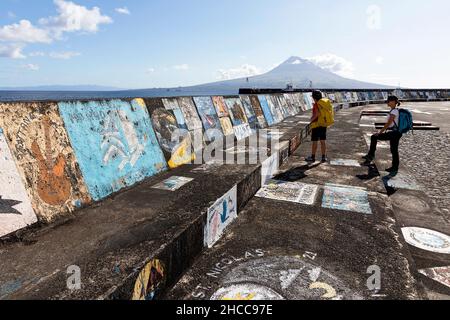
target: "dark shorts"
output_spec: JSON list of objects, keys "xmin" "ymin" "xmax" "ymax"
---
[{"xmin": 311, "ymin": 127, "xmax": 327, "ymax": 142}]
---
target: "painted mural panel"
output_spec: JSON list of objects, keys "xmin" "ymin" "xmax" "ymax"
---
[
  {"xmin": 0, "ymin": 102, "xmax": 91, "ymax": 222},
  {"xmin": 178, "ymin": 97, "xmax": 203, "ymax": 131},
  {"xmin": 193, "ymin": 97, "xmax": 223, "ymax": 142},
  {"xmin": 204, "ymin": 185, "xmax": 238, "ymax": 248},
  {"xmin": 224, "ymin": 98, "xmax": 248, "ymax": 126},
  {"xmin": 249, "ymin": 95, "xmax": 268, "ymax": 129},
  {"xmin": 219, "ymin": 118, "xmax": 235, "ymax": 137},
  {"xmin": 257, "ymin": 95, "xmax": 275, "ymax": 126},
  {"xmin": 58, "ymin": 99, "xmax": 167, "ymax": 201},
  {"xmin": 266, "ymin": 96, "xmax": 284, "ymax": 124},
  {"xmin": 275, "ymin": 95, "xmax": 290, "ymax": 119},
  {"xmin": 148, "ymin": 98, "xmax": 194, "ymax": 169},
  {"xmin": 303, "ymin": 92, "xmax": 314, "ymax": 110},
  {"xmin": 233, "ymin": 123, "xmax": 252, "ymax": 141},
  {"xmin": 0, "ymin": 128, "xmax": 38, "ymax": 237},
  {"xmin": 239, "ymin": 96, "xmax": 258, "ymax": 130},
  {"xmin": 212, "ymin": 96, "xmax": 230, "ymax": 117}
]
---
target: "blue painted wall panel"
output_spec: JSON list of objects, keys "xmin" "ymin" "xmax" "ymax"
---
[
  {"xmin": 257, "ymin": 95, "xmax": 275, "ymax": 126},
  {"xmin": 58, "ymin": 99, "xmax": 167, "ymax": 201}
]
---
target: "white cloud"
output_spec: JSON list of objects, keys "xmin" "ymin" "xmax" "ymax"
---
[
  {"xmin": 173, "ymin": 64, "xmax": 189, "ymax": 71},
  {"xmin": 292, "ymin": 59, "xmax": 303, "ymax": 65},
  {"xmin": 29, "ymin": 51, "xmax": 46, "ymax": 57},
  {"xmin": 307, "ymin": 53, "xmax": 355, "ymax": 78},
  {"xmin": 0, "ymin": 44, "xmax": 26, "ymax": 59},
  {"xmin": 217, "ymin": 64, "xmax": 262, "ymax": 80},
  {"xmin": 39, "ymin": 0, "xmax": 113, "ymax": 38},
  {"xmin": 49, "ymin": 51, "xmax": 81, "ymax": 59},
  {"xmin": 0, "ymin": 20, "xmax": 52, "ymax": 43},
  {"xmin": 115, "ymin": 7, "xmax": 131, "ymax": 15},
  {"xmin": 22, "ymin": 63, "xmax": 40, "ymax": 71}
]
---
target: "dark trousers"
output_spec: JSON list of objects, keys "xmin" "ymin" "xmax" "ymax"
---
[{"xmin": 368, "ymin": 131, "xmax": 402, "ymax": 169}]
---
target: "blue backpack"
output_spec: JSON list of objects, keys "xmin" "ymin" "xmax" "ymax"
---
[{"xmin": 393, "ymin": 109, "xmax": 413, "ymax": 134}]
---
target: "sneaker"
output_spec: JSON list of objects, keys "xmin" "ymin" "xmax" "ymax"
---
[
  {"xmin": 321, "ymin": 156, "xmax": 328, "ymax": 163},
  {"xmin": 362, "ymin": 157, "xmax": 374, "ymax": 166},
  {"xmin": 305, "ymin": 156, "xmax": 316, "ymax": 163},
  {"xmin": 362, "ymin": 154, "xmax": 372, "ymax": 160}
]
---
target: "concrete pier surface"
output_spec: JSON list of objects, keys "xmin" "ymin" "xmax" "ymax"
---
[{"xmin": 2, "ymin": 101, "xmax": 450, "ymax": 300}]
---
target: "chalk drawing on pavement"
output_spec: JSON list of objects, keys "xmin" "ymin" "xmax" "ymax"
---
[
  {"xmin": 419, "ymin": 266, "xmax": 450, "ymax": 289},
  {"xmin": 256, "ymin": 180, "xmax": 319, "ymax": 206},
  {"xmin": 152, "ymin": 176, "xmax": 194, "ymax": 192},
  {"xmin": 322, "ymin": 183, "xmax": 372, "ymax": 215},
  {"xmin": 204, "ymin": 185, "xmax": 238, "ymax": 248},
  {"xmin": 210, "ymin": 256, "xmax": 362, "ymax": 300},
  {"xmin": 402, "ymin": 227, "xmax": 450, "ymax": 254},
  {"xmin": 383, "ymin": 172, "xmax": 422, "ymax": 191},
  {"xmin": 211, "ymin": 284, "xmax": 285, "ymax": 301}
]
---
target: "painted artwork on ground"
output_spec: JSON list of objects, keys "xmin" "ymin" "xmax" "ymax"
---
[
  {"xmin": 322, "ymin": 184, "xmax": 372, "ymax": 215},
  {"xmin": 132, "ymin": 259, "xmax": 166, "ymax": 300},
  {"xmin": 261, "ymin": 153, "xmax": 279, "ymax": 186},
  {"xmin": 152, "ymin": 176, "xmax": 194, "ymax": 192},
  {"xmin": 204, "ymin": 185, "xmax": 238, "ymax": 248},
  {"xmin": 330, "ymin": 159, "xmax": 361, "ymax": 167},
  {"xmin": 212, "ymin": 96, "xmax": 229, "ymax": 117},
  {"xmin": 191, "ymin": 164, "xmax": 223, "ymax": 173},
  {"xmin": 147, "ymin": 98, "xmax": 194, "ymax": 169},
  {"xmin": 0, "ymin": 128, "xmax": 38, "ymax": 237},
  {"xmin": 256, "ymin": 180, "xmax": 319, "ymax": 205},
  {"xmin": 193, "ymin": 97, "xmax": 223, "ymax": 142},
  {"xmin": 224, "ymin": 98, "xmax": 248, "ymax": 126},
  {"xmin": 257, "ymin": 95, "xmax": 275, "ymax": 126},
  {"xmin": 209, "ymin": 256, "xmax": 362, "ymax": 300},
  {"xmin": 402, "ymin": 227, "xmax": 450, "ymax": 254},
  {"xmin": 239, "ymin": 95, "xmax": 258, "ymax": 130},
  {"xmin": 219, "ymin": 117, "xmax": 234, "ymax": 137},
  {"xmin": 419, "ymin": 267, "xmax": 450, "ymax": 289},
  {"xmin": 58, "ymin": 99, "xmax": 167, "ymax": 201},
  {"xmin": 0, "ymin": 102, "xmax": 91, "ymax": 222},
  {"xmin": 177, "ymin": 97, "xmax": 203, "ymax": 131},
  {"xmin": 249, "ymin": 95, "xmax": 268, "ymax": 129}
]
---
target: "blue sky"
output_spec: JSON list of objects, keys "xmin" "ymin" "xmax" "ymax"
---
[{"xmin": 1, "ymin": 0, "xmax": 449, "ymax": 89}]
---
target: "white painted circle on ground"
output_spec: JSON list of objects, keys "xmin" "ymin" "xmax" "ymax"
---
[
  {"xmin": 211, "ymin": 284, "xmax": 285, "ymax": 301},
  {"xmin": 402, "ymin": 227, "xmax": 450, "ymax": 254}
]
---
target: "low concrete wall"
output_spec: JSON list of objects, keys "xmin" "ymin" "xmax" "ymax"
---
[{"xmin": 1, "ymin": 88, "xmax": 449, "ymax": 238}]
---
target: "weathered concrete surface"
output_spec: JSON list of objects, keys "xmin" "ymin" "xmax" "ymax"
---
[
  {"xmin": 0, "ymin": 102, "xmax": 91, "ymax": 223},
  {"xmin": 0, "ymin": 163, "xmax": 261, "ymax": 300},
  {"xmin": 359, "ymin": 102, "xmax": 450, "ymax": 299},
  {"xmin": 165, "ymin": 106, "xmax": 421, "ymax": 300}
]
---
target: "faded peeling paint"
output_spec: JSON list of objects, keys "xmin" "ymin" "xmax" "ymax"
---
[
  {"xmin": 0, "ymin": 102, "xmax": 91, "ymax": 222},
  {"xmin": 58, "ymin": 99, "xmax": 167, "ymax": 201}
]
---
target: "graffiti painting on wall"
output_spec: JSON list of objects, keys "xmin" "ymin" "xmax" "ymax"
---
[
  {"xmin": 193, "ymin": 97, "xmax": 223, "ymax": 142},
  {"xmin": 257, "ymin": 95, "xmax": 275, "ymax": 126},
  {"xmin": 149, "ymin": 98, "xmax": 194, "ymax": 169},
  {"xmin": 266, "ymin": 96, "xmax": 284, "ymax": 124},
  {"xmin": 177, "ymin": 97, "xmax": 204, "ymax": 152},
  {"xmin": 419, "ymin": 267, "xmax": 450, "ymax": 289},
  {"xmin": 401, "ymin": 227, "xmax": 450, "ymax": 254},
  {"xmin": 249, "ymin": 95, "xmax": 268, "ymax": 129},
  {"xmin": 204, "ymin": 185, "xmax": 238, "ymax": 248},
  {"xmin": 256, "ymin": 180, "xmax": 319, "ymax": 205},
  {"xmin": 152, "ymin": 176, "xmax": 194, "ymax": 192},
  {"xmin": 0, "ymin": 128, "xmax": 38, "ymax": 237},
  {"xmin": 212, "ymin": 96, "xmax": 229, "ymax": 117},
  {"xmin": 219, "ymin": 118, "xmax": 234, "ymax": 137},
  {"xmin": 58, "ymin": 99, "xmax": 167, "ymax": 201},
  {"xmin": 239, "ymin": 96, "xmax": 258, "ymax": 130},
  {"xmin": 0, "ymin": 102, "xmax": 91, "ymax": 222},
  {"xmin": 322, "ymin": 184, "xmax": 372, "ymax": 215},
  {"xmin": 132, "ymin": 259, "xmax": 166, "ymax": 300},
  {"xmin": 261, "ymin": 153, "xmax": 279, "ymax": 186},
  {"xmin": 162, "ymin": 98, "xmax": 188, "ymax": 130}
]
